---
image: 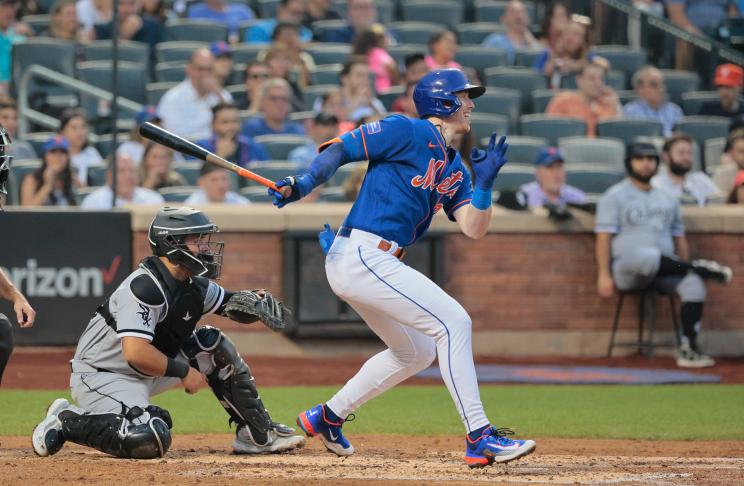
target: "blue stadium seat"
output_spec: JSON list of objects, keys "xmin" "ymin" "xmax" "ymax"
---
[
  {"xmin": 155, "ymin": 41, "xmax": 207, "ymax": 64},
  {"xmin": 84, "ymin": 40, "xmax": 150, "ymax": 67},
  {"xmin": 173, "ymin": 162, "xmax": 203, "ymax": 186},
  {"xmin": 455, "ymin": 23, "xmax": 505, "ymax": 46},
  {"xmin": 7, "ymin": 159, "xmax": 42, "ymax": 206},
  {"xmin": 592, "ymin": 45, "xmax": 648, "ymax": 83},
  {"xmin": 378, "ymin": 86, "xmax": 406, "ymax": 111},
  {"xmin": 20, "ymin": 15, "xmax": 50, "ymax": 35},
  {"xmin": 493, "ymin": 165, "xmax": 535, "ymax": 192},
  {"xmin": 469, "ymin": 113, "xmax": 510, "ymax": 143},
  {"xmin": 388, "ymin": 44, "xmax": 427, "ymax": 66},
  {"xmin": 158, "ymin": 185, "xmax": 198, "ymax": 202},
  {"xmin": 674, "ymin": 116, "xmax": 730, "ymax": 171},
  {"xmin": 240, "ymin": 185, "xmax": 274, "ymax": 203},
  {"xmin": 253, "ymin": 135, "xmax": 312, "ymax": 160},
  {"xmin": 558, "ymin": 136, "xmax": 626, "ymax": 171},
  {"xmin": 475, "ymin": 89, "xmax": 521, "ymax": 132},
  {"xmin": 531, "ymin": 88, "xmax": 559, "ymax": 114},
  {"xmin": 566, "ymin": 164, "xmax": 624, "ymax": 195},
  {"xmin": 680, "ymin": 91, "xmax": 720, "ymax": 116},
  {"xmin": 305, "ymin": 43, "xmax": 352, "ymax": 66},
  {"xmin": 319, "ymin": 186, "xmax": 347, "ymax": 202},
  {"xmin": 302, "ymin": 84, "xmax": 338, "ymax": 111},
  {"xmin": 519, "ymin": 115, "xmax": 586, "ymax": 145},
  {"xmin": 485, "ymin": 67, "xmax": 548, "ymax": 112},
  {"xmin": 311, "ymin": 19, "xmax": 348, "ymax": 42},
  {"xmin": 514, "ymin": 48, "xmax": 544, "ymax": 68},
  {"xmin": 390, "ymin": 21, "xmax": 445, "ymax": 45},
  {"xmin": 331, "ymin": 0, "xmax": 395, "ymax": 24},
  {"xmin": 12, "ymin": 38, "xmax": 77, "ymax": 102},
  {"xmin": 310, "ymin": 64, "xmax": 343, "ymax": 86},
  {"xmin": 488, "ymin": 135, "xmax": 547, "ymax": 166},
  {"xmin": 256, "ymin": 0, "xmax": 280, "ymax": 18},
  {"xmin": 596, "ymin": 119, "xmax": 663, "ymax": 147},
  {"xmin": 454, "ymin": 46, "xmax": 509, "ymax": 76},
  {"xmin": 475, "ymin": 0, "xmax": 537, "ymax": 23},
  {"xmin": 400, "ymin": 1, "xmax": 464, "ymax": 28},
  {"xmin": 232, "ymin": 44, "xmax": 265, "ymax": 65},
  {"xmin": 560, "ymin": 70, "xmax": 627, "ymax": 91},
  {"xmin": 659, "ymin": 69, "xmax": 700, "ymax": 105},
  {"xmin": 77, "ymin": 61, "xmax": 147, "ymax": 123},
  {"xmin": 155, "ymin": 62, "xmax": 186, "ymax": 83},
  {"xmin": 165, "ymin": 20, "xmax": 228, "ymax": 42}
]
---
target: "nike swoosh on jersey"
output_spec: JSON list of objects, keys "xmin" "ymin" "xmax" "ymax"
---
[{"xmin": 427, "ymin": 141, "xmax": 437, "ymax": 149}]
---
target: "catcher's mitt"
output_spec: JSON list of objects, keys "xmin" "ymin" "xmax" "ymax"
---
[{"xmin": 221, "ymin": 290, "xmax": 290, "ymax": 331}]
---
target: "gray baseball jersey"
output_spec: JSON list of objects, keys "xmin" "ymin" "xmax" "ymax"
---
[
  {"xmin": 72, "ymin": 261, "xmax": 225, "ymax": 377},
  {"xmin": 595, "ymin": 179, "xmax": 685, "ymax": 259}
]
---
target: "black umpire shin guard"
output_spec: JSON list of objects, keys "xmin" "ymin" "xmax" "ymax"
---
[{"xmin": 183, "ymin": 326, "xmax": 275, "ymax": 445}]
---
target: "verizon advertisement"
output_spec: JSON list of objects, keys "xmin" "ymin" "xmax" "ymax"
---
[{"xmin": 0, "ymin": 211, "xmax": 131, "ymax": 345}]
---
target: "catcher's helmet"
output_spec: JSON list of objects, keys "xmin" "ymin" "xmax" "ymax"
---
[
  {"xmin": 0, "ymin": 125, "xmax": 12, "ymax": 210},
  {"xmin": 148, "ymin": 207, "xmax": 224, "ymax": 279},
  {"xmin": 413, "ymin": 68, "xmax": 485, "ymax": 118},
  {"xmin": 625, "ymin": 142, "xmax": 660, "ymax": 179}
]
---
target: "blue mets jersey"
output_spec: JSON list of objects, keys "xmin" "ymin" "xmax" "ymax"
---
[{"xmin": 339, "ymin": 114, "xmax": 473, "ymax": 246}]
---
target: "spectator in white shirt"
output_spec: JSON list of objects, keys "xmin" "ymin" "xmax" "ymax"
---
[
  {"xmin": 183, "ymin": 163, "xmax": 250, "ymax": 205},
  {"xmin": 76, "ymin": 0, "xmax": 112, "ymax": 34},
  {"xmin": 80, "ymin": 153, "xmax": 164, "ymax": 209},
  {"xmin": 651, "ymin": 133, "xmax": 722, "ymax": 206},
  {"xmin": 59, "ymin": 107, "xmax": 103, "ymax": 186},
  {"xmin": 157, "ymin": 47, "xmax": 233, "ymax": 141}
]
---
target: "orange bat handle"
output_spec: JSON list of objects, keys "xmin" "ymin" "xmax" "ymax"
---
[{"xmin": 236, "ymin": 167, "xmax": 280, "ymax": 192}]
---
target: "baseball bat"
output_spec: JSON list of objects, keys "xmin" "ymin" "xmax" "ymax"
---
[{"xmin": 138, "ymin": 122, "xmax": 281, "ymax": 192}]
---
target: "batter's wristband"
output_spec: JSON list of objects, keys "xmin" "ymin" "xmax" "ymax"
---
[
  {"xmin": 471, "ymin": 188, "xmax": 492, "ymax": 210},
  {"xmin": 165, "ymin": 358, "xmax": 189, "ymax": 378}
]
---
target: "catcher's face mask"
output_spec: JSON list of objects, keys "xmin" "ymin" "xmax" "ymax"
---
[
  {"xmin": 0, "ymin": 125, "xmax": 13, "ymax": 210},
  {"xmin": 170, "ymin": 232, "xmax": 224, "ymax": 279}
]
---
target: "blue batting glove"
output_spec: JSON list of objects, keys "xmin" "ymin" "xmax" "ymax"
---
[
  {"xmin": 268, "ymin": 174, "xmax": 314, "ymax": 208},
  {"xmin": 470, "ymin": 133, "xmax": 508, "ymax": 191},
  {"xmin": 318, "ymin": 223, "xmax": 335, "ymax": 254}
]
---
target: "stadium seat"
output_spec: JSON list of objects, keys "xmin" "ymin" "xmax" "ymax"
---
[
  {"xmin": 455, "ymin": 23, "xmax": 505, "ymax": 46},
  {"xmin": 158, "ymin": 185, "xmax": 198, "ymax": 202},
  {"xmin": 454, "ymin": 46, "xmax": 509, "ymax": 76},
  {"xmin": 704, "ymin": 137, "xmax": 726, "ymax": 174},
  {"xmin": 155, "ymin": 62, "xmax": 186, "ymax": 82},
  {"xmin": 232, "ymin": 44, "xmax": 265, "ymax": 65},
  {"xmin": 23, "ymin": 133, "xmax": 57, "ymax": 157},
  {"xmin": 256, "ymin": 0, "xmax": 280, "ymax": 18},
  {"xmin": 165, "ymin": 20, "xmax": 228, "ymax": 42},
  {"xmin": 288, "ymin": 111, "xmax": 315, "ymax": 123},
  {"xmin": 73, "ymin": 186, "xmax": 99, "ymax": 206},
  {"xmin": 485, "ymin": 67, "xmax": 548, "ymax": 112},
  {"xmin": 674, "ymin": 116, "xmax": 730, "ymax": 170},
  {"xmin": 387, "ymin": 44, "xmax": 427, "ymax": 66},
  {"xmin": 305, "ymin": 43, "xmax": 352, "ymax": 66},
  {"xmin": 560, "ymin": 70, "xmax": 626, "ymax": 91},
  {"xmin": 240, "ymin": 185, "xmax": 273, "ymax": 203},
  {"xmin": 310, "ymin": 64, "xmax": 343, "ymax": 86},
  {"xmin": 514, "ymin": 48, "xmax": 544, "ymax": 68},
  {"xmin": 378, "ymin": 86, "xmax": 405, "ymax": 111},
  {"xmin": 253, "ymin": 135, "xmax": 312, "ymax": 160},
  {"xmin": 237, "ymin": 20, "xmax": 257, "ymax": 42},
  {"xmin": 531, "ymin": 88, "xmax": 558, "ymax": 114},
  {"xmin": 84, "ymin": 40, "xmax": 150, "ymax": 67},
  {"xmin": 173, "ymin": 162, "xmax": 203, "ymax": 186},
  {"xmin": 680, "ymin": 91, "xmax": 721, "ymax": 116},
  {"xmin": 475, "ymin": 0, "xmax": 537, "ymax": 23},
  {"xmin": 248, "ymin": 161, "xmax": 297, "ymax": 187},
  {"xmin": 390, "ymin": 22, "xmax": 445, "ymax": 45},
  {"xmin": 330, "ymin": 161, "xmax": 367, "ymax": 186},
  {"xmin": 95, "ymin": 132, "xmax": 130, "ymax": 159},
  {"xmin": 475, "ymin": 89, "xmax": 521, "ymax": 132},
  {"xmin": 400, "ymin": 1, "xmax": 464, "ymax": 28},
  {"xmin": 77, "ymin": 61, "xmax": 147, "ymax": 124},
  {"xmin": 469, "ymin": 113, "xmax": 510, "ymax": 143},
  {"xmin": 484, "ymin": 135, "xmax": 547, "ymax": 166},
  {"xmin": 86, "ymin": 164, "xmax": 108, "ymax": 187},
  {"xmin": 12, "ymin": 38, "xmax": 77, "ymax": 101},
  {"xmin": 8, "ymin": 159, "xmax": 42, "ymax": 205},
  {"xmin": 659, "ymin": 69, "xmax": 700, "ymax": 105},
  {"xmin": 558, "ymin": 136, "xmax": 626, "ymax": 171},
  {"xmin": 520, "ymin": 115, "xmax": 586, "ymax": 145},
  {"xmin": 155, "ymin": 41, "xmax": 207, "ymax": 64},
  {"xmin": 566, "ymin": 164, "xmax": 624, "ymax": 195},
  {"xmin": 311, "ymin": 19, "xmax": 348, "ymax": 42},
  {"xmin": 20, "ymin": 15, "xmax": 50, "ymax": 35},
  {"xmin": 596, "ymin": 118, "xmax": 663, "ymax": 146},
  {"xmin": 616, "ymin": 89, "xmax": 638, "ymax": 106},
  {"xmin": 146, "ymin": 81, "xmax": 177, "ymax": 106},
  {"xmin": 592, "ymin": 45, "xmax": 648, "ymax": 82},
  {"xmin": 302, "ymin": 84, "xmax": 337, "ymax": 111},
  {"xmin": 319, "ymin": 186, "xmax": 347, "ymax": 202},
  {"xmin": 331, "ymin": 0, "xmax": 395, "ymax": 23},
  {"xmin": 492, "ymin": 165, "xmax": 535, "ymax": 192}
]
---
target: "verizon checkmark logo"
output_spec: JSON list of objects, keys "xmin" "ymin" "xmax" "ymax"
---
[{"xmin": 101, "ymin": 255, "xmax": 121, "ymax": 285}]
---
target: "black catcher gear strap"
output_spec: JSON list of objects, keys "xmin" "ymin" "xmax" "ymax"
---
[
  {"xmin": 182, "ymin": 326, "xmax": 275, "ymax": 444},
  {"xmin": 220, "ymin": 290, "xmax": 290, "ymax": 331},
  {"xmin": 59, "ymin": 408, "xmax": 172, "ymax": 459}
]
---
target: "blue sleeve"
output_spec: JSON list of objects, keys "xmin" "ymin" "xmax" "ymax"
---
[
  {"xmin": 339, "ymin": 115, "xmax": 413, "ymax": 162},
  {"xmin": 443, "ymin": 157, "xmax": 473, "ymax": 221},
  {"xmin": 533, "ymin": 49, "xmax": 549, "ymax": 70}
]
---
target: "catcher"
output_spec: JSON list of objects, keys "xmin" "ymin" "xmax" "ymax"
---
[{"xmin": 32, "ymin": 206, "xmax": 303, "ymax": 459}]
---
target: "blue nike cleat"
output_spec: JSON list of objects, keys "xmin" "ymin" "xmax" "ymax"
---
[
  {"xmin": 296, "ymin": 404, "xmax": 354, "ymax": 456},
  {"xmin": 464, "ymin": 427, "xmax": 536, "ymax": 468}
]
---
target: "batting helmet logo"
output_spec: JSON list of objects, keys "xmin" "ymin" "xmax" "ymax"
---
[{"xmin": 413, "ymin": 69, "xmax": 486, "ymax": 118}]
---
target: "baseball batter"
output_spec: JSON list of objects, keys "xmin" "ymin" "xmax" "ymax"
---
[
  {"xmin": 32, "ymin": 207, "xmax": 304, "ymax": 459},
  {"xmin": 270, "ymin": 69, "xmax": 536, "ymax": 467}
]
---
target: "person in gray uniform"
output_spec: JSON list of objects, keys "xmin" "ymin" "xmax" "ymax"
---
[
  {"xmin": 32, "ymin": 206, "xmax": 304, "ymax": 459},
  {"xmin": 595, "ymin": 143, "xmax": 732, "ymax": 368},
  {"xmin": 0, "ymin": 124, "xmax": 36, "ymax": 385}
]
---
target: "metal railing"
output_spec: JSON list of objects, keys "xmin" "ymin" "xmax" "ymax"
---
[{"xmin": 17, "ymin": 64, "xmax": 143, "ymax": 138}]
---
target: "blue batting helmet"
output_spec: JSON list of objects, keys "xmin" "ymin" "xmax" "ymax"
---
[{"xmin": 413, "ymin": 68, "xmax": 486, "ymax": 118}]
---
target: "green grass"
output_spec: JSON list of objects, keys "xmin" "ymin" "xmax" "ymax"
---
[{"xmin": 3, "ymin": 385, "xmax": 743, "ymax": 440}]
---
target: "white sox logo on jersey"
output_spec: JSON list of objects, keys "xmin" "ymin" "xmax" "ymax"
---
[{"xmin": 411, "ymin": 158, "xmax": 464, "ymax": 212}]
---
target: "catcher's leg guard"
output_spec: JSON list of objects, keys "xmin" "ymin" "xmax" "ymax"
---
[
  {"xmin": 58, "ymin": 407, "xmax": 172, "ymax": 459},
  {"xmin": 182, "ymin": 326, "xmax": 302, "ymax": 451}
]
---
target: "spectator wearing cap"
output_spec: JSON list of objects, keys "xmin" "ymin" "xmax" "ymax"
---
[
  {"xmin": 545, "ymin": 61, "xmax": 620, "ymax": 137},
  {"xmin": 726, "ymin": 170, "xmax": 744, "ymax": 204},
  {"xmin": 184, "ymin": 163, "xmax": 250, "ymax": 206},
  {"xmin": 623, "ymin": 66, "xmax": 684, "ymax": 137},
  {"xmin": 20, "ymin": 135, "xmax": 78, "ymax": 206},
  {"xmin": 94, "ymin": 0, "xmax": 165, "ymax": 52},
  {"xmin": 482, "ymin": 0, "xmax": 540, "ymax": 65},
  {"xmin": 117, "ymin": 105, "xmax": 160, "ymax": 165},
  {"xmin": 209, "ymin": 41, "xmax": 234, "ymax": 87},
  {"xmin": 188, "ymin": 0, "xmax": 255, "ymax": 41},
  {"xmin": 0, "ymin": 0, "xmax": 32, "ymax": 96},
  {"xmin": 651, "ymin": 133, "xmax": 722, "ymax": 206},
  {"xmin": 80, "ymin": 153, "xmax": 164, "ymax": 209},
  {"xmin": 518, "ymin": 147, "xmax": 586, "ymax": 209},
  {"xmin": 241, "ymin": 78, "xmax": 305, "ymax": 138},
  {"xmin": 700, "ymin": 63, "xmax": 744, "ymax": 119},
  {"xmin": 244, "ymin": 0, "xmax": 312, "ymax": 43},
  {"xmin": 157, "ymin": 48, "xmax": 233, "ymax": 141},
  {"xmin": 595, "ymin": 141, "xmax": 731, "ymax": 368},
  {"xmin": 197, "ymin": 103, "xmax": 268, "ymax": 169},
  {"xmin": 0, "ymin": 96, "xmax": 36, "ymax": 160},
  {"xmin": 288, "ymin": 112, "xmax": 339, "ymax": 171}
]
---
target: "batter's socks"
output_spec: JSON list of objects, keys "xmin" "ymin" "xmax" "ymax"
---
[
  {"xmin": 468, "ymin": 425, "xmax": 490, "ymax": 442},
  {"xmin": 680, "ymin": 302, "xmax": 703, "ymax": 351},
  {"xmin": 323, "ymin": 404, "xmax": 343, "ymax": 423},
  {"xmin": 657, "ymin": 256, "xmax": 692, "ymax": 277}
]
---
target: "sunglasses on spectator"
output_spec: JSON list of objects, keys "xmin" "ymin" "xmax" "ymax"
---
[{"xmin": 248, "ymin": 72, "xmax": 270, "ymax": 79}]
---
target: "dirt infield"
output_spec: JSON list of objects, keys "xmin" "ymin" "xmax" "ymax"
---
[{"xmin": 2, "ymin": 434, "xmax": 743, "ymax": 485}]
